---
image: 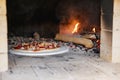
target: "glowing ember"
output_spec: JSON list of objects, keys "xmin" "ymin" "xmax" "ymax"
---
[
  {"xmin": 72, "ymin": 23, "xmax": 80, "ymax": 34},
  {"xmin": 92, "ymin": 27, "xmax": 96, "ymax": 33}
]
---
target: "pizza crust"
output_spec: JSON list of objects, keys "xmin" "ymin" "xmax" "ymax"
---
[{"xmin": 13, "ymin": 47, "xmax": 60, "ymax": 53}]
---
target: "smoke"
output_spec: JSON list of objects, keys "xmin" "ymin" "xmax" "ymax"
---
[{"xmin": 56, "ymin": 0, "xmax": 100, "ymax": 34}]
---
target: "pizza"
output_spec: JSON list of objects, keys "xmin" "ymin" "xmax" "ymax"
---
[{"xmin": 12, "ymin": 41, "xmax": 60, "ymax": 52}]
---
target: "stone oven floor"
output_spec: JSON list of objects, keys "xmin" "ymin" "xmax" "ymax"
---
[{"xmin": 1, "ymin": 49, "xmax": 120, "ymax": 80}]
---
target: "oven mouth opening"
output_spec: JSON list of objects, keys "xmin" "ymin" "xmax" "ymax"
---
[{"xmin": 7, "ymin": 0, "xmax": 101, "ymax": 55}]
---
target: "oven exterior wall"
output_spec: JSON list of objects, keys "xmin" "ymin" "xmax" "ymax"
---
[
  {"xmin": 100, "ymin": 0, "xmax": 113, "ymax": 62},
  {"xmin": 100, "ymin": 29, "xmax": 112, "ymax": 62},
  {"xmin": 112, "ymin": 0, "xmax": 120, "ymax": 63},
  {"xmin": 101, "ymin": 0, "xmax": 120, "ymax": 63},
  {"xmin": 0, "ymin": 0, "xmax": 8, "ymax": 72}
]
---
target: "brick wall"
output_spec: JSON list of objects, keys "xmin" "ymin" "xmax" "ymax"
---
[
  {"xmin": 112, "ymin": 0, "xmax": 120, "ymax": 62},
  {"xmin": 0, "ymin": 0, "xmax": 8, "ymax": 72}
]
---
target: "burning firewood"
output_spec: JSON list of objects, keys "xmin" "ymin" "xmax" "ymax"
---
[{"xmin": 55, "ymin": 34, "xmax": 94, "ymax": 48}]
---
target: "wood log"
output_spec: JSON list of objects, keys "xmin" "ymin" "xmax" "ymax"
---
[
  {"xmin": 81, "ymin": 34, "xmax": 96, "ymax": 39},
  {"xmin": 33, "ymin": 32, "xmax": 40, "ymax": 40},
  {"xmin": 55, "ymin": 34, "xmax": 94, "ymax": 48}
]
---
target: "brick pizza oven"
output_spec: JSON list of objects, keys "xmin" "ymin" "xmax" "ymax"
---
[{"xmin": 0, "ymin": 0, "xmax": 120, "ymax": 72}]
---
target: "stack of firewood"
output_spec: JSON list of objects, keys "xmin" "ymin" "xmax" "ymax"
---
[{"xmin": 55, "ymin": 33, "xmax": 99, "ymax": 48}]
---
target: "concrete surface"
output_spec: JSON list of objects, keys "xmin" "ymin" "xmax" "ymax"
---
[{"xmin": 1, "ymin": 50, "xmax": 120, "ymax": 80}]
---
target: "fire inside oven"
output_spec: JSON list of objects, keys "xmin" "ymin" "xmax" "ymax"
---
[{"xmin": 7, "ymin": 0, "xmax": 101, "ymax": 54}]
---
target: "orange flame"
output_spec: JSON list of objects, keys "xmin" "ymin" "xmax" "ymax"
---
[
  {"xmin": 72, "ymin": 23, "xmax": 79, "ymax": 34},
  {"xmin": 92, "ymin": 27, "xmax": 96, "ymax": 33}
]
